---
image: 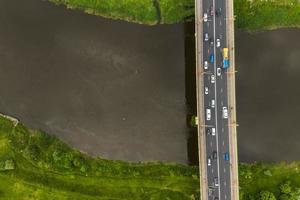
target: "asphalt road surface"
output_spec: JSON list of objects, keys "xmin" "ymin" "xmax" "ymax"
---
[{"xmin": 201, "ymin": 0, "xmax": 231, "ymax": 199}]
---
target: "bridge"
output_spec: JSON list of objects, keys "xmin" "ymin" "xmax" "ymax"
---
[{"xmin": 195, "ymin": 0, "xmax": 239, "ymax": 198}]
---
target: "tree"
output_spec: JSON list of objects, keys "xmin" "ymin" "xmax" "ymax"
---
[
  {"xmin": 259, "ymin": 191, "xmax": 276, "ymax": 200},
  {"xmin": 4, "ymin": 160, "xmax": 15, "ymax": 170},
  {"xmin": 280, "ymin": 181, "xmax": 292, "ymax": 195}
]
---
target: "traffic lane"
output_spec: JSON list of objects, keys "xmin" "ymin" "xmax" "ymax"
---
[
  {"xmin": 214, "ymin": 35, "xmax": 230, "ymax": 200},
  {"xmin": 216, "ymin": 74, "xmax": 231, "ymax": 200},
  {"xmin": 203, "ymin": 82, "xmax": 218, "ymax": 188},
  {"xmin": 203, "ymin": 60, "xmax": 219, "ymax": 194}
]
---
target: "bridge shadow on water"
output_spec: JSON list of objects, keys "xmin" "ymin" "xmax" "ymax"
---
[{"xmin": 184, "ymin": 21, "xmax": 199, "ymax": 166}]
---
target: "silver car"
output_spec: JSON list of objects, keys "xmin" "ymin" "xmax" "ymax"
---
[
  {"xmin": 204, "ymin": 33, "xmax": 209, "ymax": 41},
  {"xmin": 206, "ymin": 108, "xmax": 211, "ymax": 121},
  {"xmin": 217, "ymin": 67, "xmax": 221, "ymax": 76},
  {"xmin": 204, "ymin": 61, "xmax": 208, "ymax": 70},
  {"xmin": 204, "ymin": 13, "xmax": 208, "ymax": 22},
  {"xmin": 214, "ymin": 177, "xmax": 219, "ymax": 187},
  {"xmin": 222, "ymin": 106, "xmax": 228, "ymax": 119},
  {"xmin": 207, "ymin": 157, "xmax": 211, "ymax": 166},
  {"xmin": 211, "ymin": 99, "xmax": 215, "ymax": 108},
  {"xmin": 211, "ymin": 127, "xmax": 216, "ymax": 136},
  {"xmin": 216, "ymin": 38, "xmax": 220, "ymax": 47},
  {"xmin": 205, "ymin": 87, "xmax": 209, "ymax": 95},
  {"xmin": 211, "ymin": 75, "xmax": 215, "ymax": 83}
]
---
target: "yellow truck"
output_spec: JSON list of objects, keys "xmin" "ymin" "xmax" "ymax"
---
[{"xmin": 222, "ymin": 48, "xmax": 229, "ymax": 69}]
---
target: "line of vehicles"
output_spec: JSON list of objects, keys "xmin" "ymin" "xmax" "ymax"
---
[{"xmin": 202, "ymin": 3, "xmax": 230, "ymax": 199}]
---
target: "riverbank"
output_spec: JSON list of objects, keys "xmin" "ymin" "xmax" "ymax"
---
[
  {"xmin": 2, "ymin": 115, "xmax": 300, "ymax": 199},
  {"xmin": 49, "ymin": 0, "xmax": 300, "ymax": 30},
  {"xmin": 0, "ymin": 116, "xmax": 199, "ymax": 199},
  {"xmin": 49, "ymin": 0, "xmax": 194, "ymax": 25}
]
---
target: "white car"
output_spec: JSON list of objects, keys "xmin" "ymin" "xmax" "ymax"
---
[
  {"xmin": 222, "ymin": 106, "xmax": 228, "ymax": 119},
  {"xmin": 217, "ymin": 67, "xmax": 221, "ymax": 76},
  {"xmin": 206, "ymin": 109, "xmax": 211, "ymax": 121},
  {"xmin": 204, "ymin": 33, "xmax": 209, "ymax": 41},
  {"xmin": 211, "ymin": 75, "xmax": 215, "ymax": 83},
  {"xmin": 216, "ymin": 39, "xmax": 220, "ymax": 47},
  {"xmin": 205, "ymin": 87, "xmax": 209, "ymax": 95},
  {"xmin": 207, "ymin": 157, "xmax": 211, "ymax": 166},
  {"xmin": 203, "ymin": 13, "xmax": 208, "ymax": 22},
  {"xmin": 214, "ymin": 177, "xmax": 219, "ymax": 187},
  {"xmin": 211, "ymin": 127, "xmax": 216, "ymax": 136},
  {"xmin": 204, "ymin": 61, "xmax": 208, "ymax": 70},
  {"xmin": 211, "ymin": 99, "xmax": 215, "ymax": 108}
]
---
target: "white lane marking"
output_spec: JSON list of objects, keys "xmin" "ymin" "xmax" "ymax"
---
[
  {"xmin": 221, "ymin": 88, "xmax": 223, "ymax": 93},
  {"xmin": 225, "ymin": 194, "xmax": 227, "ymax": 199},
  {"xmin": 219, "ymin": 20, "xmax": 222, "ymax": 25},
  {"xmin": 222, "ymin": 127, "xmax": 224, "ymax": 132},
  {"xmin": 212, "ymin": 168, "xmax": 214, "ymax": 174},
  {"xmin": 210, "ymin": 141, "xmax": 213, "ymax": 147},
  {"xmin": 224, "ymin": 181, "xmax": 227, "ymax": 186},
  {"xmin": 222, "ymin": 140, "xmax": 225, "ymax": 146},
  {"xmin": 212, "ymin": 0, "xmax": 221, "ymax": 198},
  {"xmin": 224, "ymin": 167, "xmax": 226, "ymax": 173},
  {"xmin": 221, "ymin": 101, "xmax": 223, "ymax": 106}
]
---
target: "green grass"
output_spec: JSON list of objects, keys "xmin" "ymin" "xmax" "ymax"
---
[
  {"xmin": 49, "ymin": 0, "xmax": 194, "ymax": 25},
  {"xmin": 49, "ymin": 0, "xmax": 300, "ymax": 30},
  {"xmin": 0, "ymin": 116, "xmax": 200, "ymax": 199},
  {"xmin": 234, "ymin": 0, "xmax": 300, "ymax": 31},
  {"xmin": 2, "ymin": 114, "xmax": 300, "ymax": 199}
]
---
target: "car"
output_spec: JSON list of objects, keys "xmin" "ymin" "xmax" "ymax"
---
[
  {"xmin": 207, "ymin": 157, "xmax": 211, "ymax": 166},
  {"xmin": 209, "ymin": 38, "xmax": 214, "ymax": 46},
  {"xmin": 216, "ymin": 8, "xmax": 222, "ymax": 17},
  {"xmin": 204, "ymin": 13, "xmax": 208, "ymax": 22},
  {"xmin": 205, "ymin": 87, "xmax": 209, "ymax": 95},
  {"xmin": 217, "ymin": 67, "xmax": 221, "ymax": 76},
  {"xmin": 216, "ymin": 39, "xmax": 220, "ymax": 47},
  {"xmin": 210, "ymin": 54, "xmax": 214, "ymax": 63},
  {"xmin": 211, "ymin": 99, "xmax": 215, "ymax": 108},
  {"xmin": 213, "ymin": 151, "xmax": 217, "ymax": 159},
  {"xmin": 214, "ymin": 177, "xmax": 219, "ymax": 187},
  {"xmin": 206, "ymin": 128, "xmax": 211, "ymax": 135},
  {"xmin": 206, "ymin": 109, "xmax": 211, "ymax": 121},
  {"xmin": 204, "ymin": 33, "xmax": 209, "ymax": 41},
  {"xmin": 208, "ymin": 188, "xmax": 213, "ymax": 196},
  {"xmin": 211, "ymin": 75, "xmax": 215, "ymax": 83},
  {"xmin": 210, "ymin": 6, "xmax": 214, "ymax": 16},
  {"xmin": 204, "ymin": 61, "xmax": 208, "ymax": 69},
  {"xmin": 222, "ymin": 106, "xmax": 228, "ymax": 119},
  {"xmin": 224, "ymin": 152, "xmax": 230, "ymax": 161},
  {"xmin": 211, "ymin": 128, "xmax": 216, "ymax": 136}
]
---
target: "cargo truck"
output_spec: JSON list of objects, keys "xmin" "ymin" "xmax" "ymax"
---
[{"xmin": 222, "ymin": 48, "xmax": 229, "ymax": 69}]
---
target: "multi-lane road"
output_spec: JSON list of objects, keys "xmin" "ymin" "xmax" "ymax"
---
[{"xmin": 195, "ymin": 0, "xmax": 239, "ymax": 198}]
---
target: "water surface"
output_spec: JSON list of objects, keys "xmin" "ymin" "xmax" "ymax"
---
[{"xmin": 0, "ymin": 0, "xmax": 188, "ymax": 163}]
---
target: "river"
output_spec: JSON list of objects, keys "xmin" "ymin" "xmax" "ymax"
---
[{"xmin": 0, "ymin": 0, "xmax": 299, "ymax": 164}]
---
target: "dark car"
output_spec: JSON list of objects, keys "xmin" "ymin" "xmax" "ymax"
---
[
  {"xmin": 209, "ymin": 38, "xmax": 214, "ymax": 46},
  {"xmin": 206, "ymin": 128, "xmax": 211, "ymax": 135},
  {"xmin": 216, "ymin": 8, "xmax": 222, "ymax": 17},
  {"xmin": 213, "ymin": 151, "xmax": 217, "ymax": 159}
]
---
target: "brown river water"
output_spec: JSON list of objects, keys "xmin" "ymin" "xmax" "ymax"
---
[{"xmin": 0, "ymin": 0, "xmax": 300, "ymax": 164}]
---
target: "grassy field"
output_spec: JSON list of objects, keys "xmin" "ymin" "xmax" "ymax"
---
[
  {"xmin": 235, "ymin": 0, "xmax": 300, "ymax": 31},
  {"xmin": 0, "ymin": 115, "xmax": 200, "ymax": 199},
  {"xmin": 49, "ymin": 0, "xmax": 300, "ymax": 30},
  {"xmin": 49, "ymin": 0, "xmax": 194, "ymax": 25},
  {"xmin": 2, "ymin": 114, "xmax": 300, "ymax": 199}
]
